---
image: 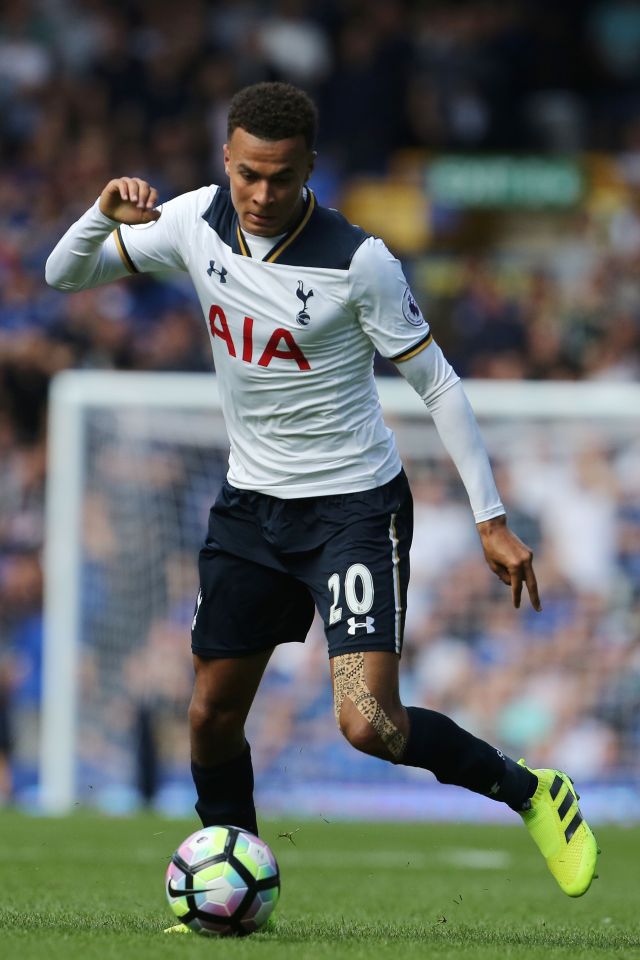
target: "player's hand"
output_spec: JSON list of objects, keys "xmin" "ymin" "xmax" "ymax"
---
[
  {"xmin": 476, "ymin": 514, "xmax": 541, "ymax": 611},
  {"xmin": 99, "ymin": 178, "xmax": 161, "ymax": 225}
]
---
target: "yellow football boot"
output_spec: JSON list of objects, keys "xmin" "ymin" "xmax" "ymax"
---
[
  {"xmin": 163, "ymin": 923, "xmax": 192, "ymax": 934},
  {"xmin": 518, "ymin": 761, "xmax": 600, "ymax": 897}
]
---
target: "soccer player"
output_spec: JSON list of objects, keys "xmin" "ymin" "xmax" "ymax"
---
[{"xmin": 46, "ymin": 82, "xmax": 599, "ymax": 901}]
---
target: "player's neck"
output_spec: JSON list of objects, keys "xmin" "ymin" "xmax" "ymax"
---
[{"xmin": 241, "ymin": 231, "xmax": 285, "ymax": 259}]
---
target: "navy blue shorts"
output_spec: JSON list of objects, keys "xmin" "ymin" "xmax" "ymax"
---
[{"xmin": 191, "ymin": 470, "xmax": 413, "ymax": 660}]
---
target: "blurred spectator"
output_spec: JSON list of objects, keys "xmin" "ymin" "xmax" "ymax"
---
[
  {"xmin": 257, "ymin": 0, "xmax": 332, "ymax": 89},
  {"xmin": 0, "ymin": 550, "xmax": 44, "ymax": 799},
  {"xmin": 0, "ymin": 0, "xmax": 639, "ymax": 392},
  {"xmin": 320, "ymin": 1, "xmax": 411, "ymax": 173}
]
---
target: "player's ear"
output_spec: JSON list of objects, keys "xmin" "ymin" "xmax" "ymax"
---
[
  {"xmin": 223, "ymin": 143, "xmax": 231, "ymax": 177},
  {"xmin": 306, "ymin": 150, "xmax": 316, "ymax": 182}
]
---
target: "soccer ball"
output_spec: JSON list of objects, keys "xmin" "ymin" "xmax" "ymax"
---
[{"xmin": 165, "ymin": 825, "xmax": 280, "ymax": 936}]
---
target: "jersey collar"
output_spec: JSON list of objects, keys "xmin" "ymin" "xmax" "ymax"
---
[{"xmin": 235, "ymin": 188, "xmax": 316, "ymax": 263}]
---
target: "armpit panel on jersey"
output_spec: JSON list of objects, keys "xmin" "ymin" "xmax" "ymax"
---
[{"xmin": 201, "ymin": 187, "xmax": 370, "ymax": 269}]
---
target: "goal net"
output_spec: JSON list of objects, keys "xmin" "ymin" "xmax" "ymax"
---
[{"xmin": 42, "ymin": 372, "xmax": 640, "ymax": 821}]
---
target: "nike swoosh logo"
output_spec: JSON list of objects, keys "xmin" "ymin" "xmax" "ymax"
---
[{"xmin": 167, "ymin": 880, "xmax": 227, "ymax": 898}]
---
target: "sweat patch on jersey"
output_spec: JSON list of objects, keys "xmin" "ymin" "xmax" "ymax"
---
[{"xmin": 332, "ymin": 651, "xmax": 407, "ymax": 760}]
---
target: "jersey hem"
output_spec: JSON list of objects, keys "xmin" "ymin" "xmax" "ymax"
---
[
  {"xmin": 113, "ymin": 227, "xmax": 139, "ymax": 274},
  {"xmin": 473, "ymin": 504, "xmax": 506, "ymax": 523},
  {"xmin": 389, "ymin": 332, "xmax": 433, "ymax": 363},
  {"xmin": 225, "ymin": 458, "xmax": 403, "ymax": 499}
]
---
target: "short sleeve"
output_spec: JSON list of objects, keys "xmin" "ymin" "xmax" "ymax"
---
[
  {"xmin": 348, "ymin": 236, "xmax": 431, "ymax": 361},
  {"xmin": 116, "ymin": 186, "xmax": 218, "ymax": 274}
]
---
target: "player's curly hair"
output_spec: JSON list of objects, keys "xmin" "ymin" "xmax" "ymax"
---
[{"xmin": 227, "ymin": 82, "xmax": 318, "ymax": 149}]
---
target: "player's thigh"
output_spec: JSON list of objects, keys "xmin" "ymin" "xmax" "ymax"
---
[
  {"xmin": 330, "ymin": 649, "xmax": 408, "ymax": 758},
  {"xmin": 330, "ymin": 649, "xmax": 403, "ymax": 716},
  {"xmin": 309, "ymin": 480, "xmax": 413, "ymax": 658},
  {"xmin": 191, "ymin": 546, "xmax": 315, "ymax": 659},
  {"xmin": 192, "ymin": 648, "xmax": 275, "ymax": 720}
]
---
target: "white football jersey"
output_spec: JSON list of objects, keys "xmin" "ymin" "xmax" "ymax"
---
[{"xmin": 115, "ymin": 186, "xmax": 433, "ymax": 497}]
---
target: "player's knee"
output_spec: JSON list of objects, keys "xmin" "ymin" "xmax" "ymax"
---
[
  {"xmin": 337, "ymin": 691, "xmax": 409, "ymax": 761},
  {"xmin": 333, "ymin": 651, "xmax": 408, "ymax": 760},
  {"xmin": 188, "ymin": 696, "xmax": 244, "ymax": 741},
  {"xmin": 338, "ymin": 699, "xmax": 385, "ymax": 757}
]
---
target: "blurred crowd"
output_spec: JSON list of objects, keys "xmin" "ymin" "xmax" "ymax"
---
[
  {"xmin": 1, "ymin": 0, "xmax": 640, "ymax": 807},
  {"xmin": 65, "ymin": 412, "xmax": 640, "ymax": 816}
]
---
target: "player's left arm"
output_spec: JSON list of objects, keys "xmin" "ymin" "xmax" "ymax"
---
[
  {"xmin": 396, "ymin": 345, "xmax": 541, "ymax": 612},
  {"xmin": 350, "ymin": 238, "xmax": 541, "ymax": 612}
]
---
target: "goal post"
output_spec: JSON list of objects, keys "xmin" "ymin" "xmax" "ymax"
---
[
  {"xmin": 41, "ymin": 372, "xmax": 225, "ymax": 813},
  {"xmin": 42, "ymin": 372, "xmax": 640, "ymax": 818}
]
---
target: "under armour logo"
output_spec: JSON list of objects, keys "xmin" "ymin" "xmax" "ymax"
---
[
  {"xmin": 207, "ymin": 260, "xmax": 228, "ymax": 283},
  {"xmin": 192, "ymin": 589, "xmax": 203, "ymax": 630},
  {"xmin": 295, "ymin": 280, "xmax": 313, "ymax": 325},
  {"xmin": 347, "ymin": 616, "xmax": 375, "ymax": 635}
]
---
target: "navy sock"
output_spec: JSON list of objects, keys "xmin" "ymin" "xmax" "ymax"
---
[
  {"xmin": 191, "ymin": 742, "xmax": 258, "ymax": 834},
  {"xmin": 401, "ymin": 706, "xmax": 536, "ymax": 810}
]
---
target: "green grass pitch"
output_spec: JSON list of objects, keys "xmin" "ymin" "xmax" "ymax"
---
[{"xmin": 1, "ymin": 811, "xmax": 639, "ymax": 959}]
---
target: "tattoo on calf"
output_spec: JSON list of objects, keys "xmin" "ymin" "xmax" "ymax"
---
[{"xmin": 332, "ymin": 652, "xmax": 407, "ymax": 760}]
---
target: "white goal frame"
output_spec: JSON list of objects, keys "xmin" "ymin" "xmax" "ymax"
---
[{"xmin": 41, "ymin": 371, "xmax": 640, "ymax": 813}]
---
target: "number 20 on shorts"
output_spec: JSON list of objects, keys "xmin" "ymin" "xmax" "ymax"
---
[{"xmin": 327, "ymin": 564, "xmax": 374, "ymax": 624}]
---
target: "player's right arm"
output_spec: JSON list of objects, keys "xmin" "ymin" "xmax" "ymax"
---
[{"xmin": 45, "ymin": 177, "xmax": 186, "ymax": 291}]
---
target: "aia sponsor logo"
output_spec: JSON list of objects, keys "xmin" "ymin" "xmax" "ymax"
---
[{"xmin": 208, "ymin": 304, "xmax": 310, "ymax": 370}]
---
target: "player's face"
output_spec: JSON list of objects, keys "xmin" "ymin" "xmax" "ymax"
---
[{"xmin": 224, "ymin": 128, "xmax": 315, "ymax": 237}]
